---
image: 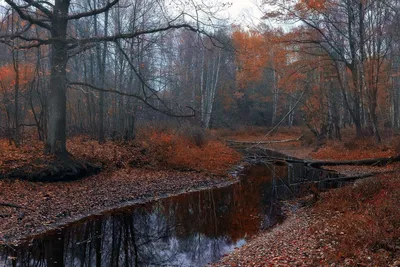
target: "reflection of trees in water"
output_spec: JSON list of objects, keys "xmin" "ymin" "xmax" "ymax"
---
[{"xmin": 1, "ymin": 163, "xmax": 296, "ymax": 267}]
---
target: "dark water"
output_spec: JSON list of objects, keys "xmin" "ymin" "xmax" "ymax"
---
[{"xmin": 0, "ymin": 162, "xmax": 339, "ymax": 267}]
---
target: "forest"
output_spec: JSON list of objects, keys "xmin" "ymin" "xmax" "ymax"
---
[
  {"xmin": 1, "ymin": 0, "xmax": 400, "ymax": 148},
  {"xmin": 0, "ymin": 0, "xmax": 400, "ymax": 266}
]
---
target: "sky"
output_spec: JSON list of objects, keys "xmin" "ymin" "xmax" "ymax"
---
[{"xmin": 226, "ymin": 0, "xmax": 264, "ymax": 27}]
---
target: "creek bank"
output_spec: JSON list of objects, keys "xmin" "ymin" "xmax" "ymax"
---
[
  {"xmin": 0, "ymin": 167, "xmax": 239, "ymax": 245},
  {"xmin": 244, "ymin": 144, "xmax": 400, "ymax": 178},
  {"xmin": 214, "ymin": 145, "xmax": 400, "ymax": 266},
  {"xmin": 0, "ymin": 134, "xmax": 242, "ymax": 244},
  {"xmin": 215, "ymin": 175, "xmax": 400, "ymax": 266}
]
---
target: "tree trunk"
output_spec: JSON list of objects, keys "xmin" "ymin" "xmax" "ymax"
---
[
  {"xmin": 45, "ymin": 0, "xmax": 69, "ymax": 156},
  {"xmin": 12, "ymin": 49, "xmax": 20, "ymax": 146},
  {"xmin": 11, "ymin": 10, "xmax": 20, "ymax": 146},
  {"xmin": 95, "ymin": 3, "xmax": 109, "ymax": 143}
]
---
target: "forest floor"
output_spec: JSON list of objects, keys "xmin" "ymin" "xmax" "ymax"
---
[
  {"xmin": 214, "ymin": 127, "xmax": 400, "ymax": 266},
  {"xmin": 0, "ymin": 128, "xmax": 241, "ymax": 244},
  {"xmin": 2, "ymin": 126, "xmax": 400, "ymax": 266}
]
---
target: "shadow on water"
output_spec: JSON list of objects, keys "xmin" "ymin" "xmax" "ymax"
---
[{"xmin": 1, "ymin": 162, "xmax": 341, "ymax": 267}]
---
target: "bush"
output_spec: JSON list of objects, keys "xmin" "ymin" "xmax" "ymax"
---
[{"xmin": 135, "ymin": 126, "xmax": 241, "ymax": 174}]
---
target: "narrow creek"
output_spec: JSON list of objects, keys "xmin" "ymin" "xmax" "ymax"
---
[{"xmin": 1, "ymin": 160, "xmax": 341, "ymax": 267}]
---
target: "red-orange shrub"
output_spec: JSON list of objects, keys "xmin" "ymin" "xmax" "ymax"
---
[{"xmin": 140, "ymin": 128, "xmax": 241, "ymax": 175}]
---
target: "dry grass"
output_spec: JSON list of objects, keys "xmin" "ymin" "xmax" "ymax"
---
[{"xmin": 310, "ymin": 138, "xmax": 395, "ymax": 160}]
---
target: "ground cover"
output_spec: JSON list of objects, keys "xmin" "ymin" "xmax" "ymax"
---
[
  {"xmin": 0, "ymin": 128, "xmax": 241, "ymax": 244},
  {"xmin": 214, "ymin": 127, "xmax": 400, "ymax": 266}
]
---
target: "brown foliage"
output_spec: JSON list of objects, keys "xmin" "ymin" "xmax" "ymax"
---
[
  {"xmin": 0, "ymin": 129, "xmax": 241, "ymax": 178},
  {"xmin": 136, "ymin": 127, "xmax": 241, "ymax": 175},
  {"xmin": 312, "ymin": 174, "xmax": 400, "ymax": 264},
  {"xmin": 311, "ymin": 137, "xmax": 395, "ymax": 160}
]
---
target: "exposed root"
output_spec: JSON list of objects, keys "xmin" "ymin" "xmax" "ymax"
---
[{"xmin": 1, "ymin": 157, "xmax": 101, "ymax": 182}]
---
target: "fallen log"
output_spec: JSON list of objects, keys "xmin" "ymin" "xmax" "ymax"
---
[
  {"xmin": 308, "ymin": 156, "xmax": 400, "ymax": 168},
  {"xmin": 244, "ymin": 154, "xmax": 306, "ymax": 165},
  {"xmin": 288, "ymin": 170, "xmax": 396, "ymax": 186},
  {"xmin": 227, "ymin": 135, "xmax": 303, "ymax": 145}
]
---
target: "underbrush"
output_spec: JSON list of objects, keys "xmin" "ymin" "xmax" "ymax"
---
[
  {"xmin": 135, "ymin": 127, "xmax": 241, "ymax": 175},
  {"xmin": 312, "ymin": 174, "xmax": 400, "ymax": 264},
  {"xmin": 0, "ymin": 127, "xmax": 241, "ymax": 177},
  {"xmin": 311, "ymin": 137, "xmax": 395, "ymax": 160}
]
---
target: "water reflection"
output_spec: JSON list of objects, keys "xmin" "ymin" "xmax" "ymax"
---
[{"xmin": 0, "ymin": 163, "xmax": 337, "ymax": 267}]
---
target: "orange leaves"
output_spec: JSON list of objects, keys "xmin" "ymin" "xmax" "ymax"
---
[
  {"xmin": 300, "ymin": 0, "xmax": 327, "ymax": 10},
  {"xmin": 0, "ymin": 138, "xmax": 54, "ymax": 174},
  {"xmin": 294, "ymin": 0, "xmax": 328, "ymax": 15},
  {"xmin": 310, "ymin": 137, "xmax": 396, "ymax": 161},
  {"xmin": 0, "ymin": 63, "xmax": 34, "ymax": 93},
  {"xmin": 0, "ymin": 130, "xmax": 240, "ymax": 178},
  {"xmin": 143, "ymin": 130, "xmax": 241, "ymax": 175},
  {"xmin": 232, "ymin": 30, "xmax": 270, "ymax": 89}
]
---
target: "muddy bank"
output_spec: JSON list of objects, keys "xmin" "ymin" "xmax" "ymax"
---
[{"xmin": 0, "ymin": 167, "xmax": 238, "ymax": 245}]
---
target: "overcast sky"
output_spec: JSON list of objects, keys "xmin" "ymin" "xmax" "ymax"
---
[{"xmin": 225, "ymin": 0, "xmax": 264, "ymax": 28}]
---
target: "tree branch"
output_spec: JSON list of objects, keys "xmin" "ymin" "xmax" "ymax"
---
[
  {"xmin": 23, "ymin": 0, "xmax": 53, "ymax": 18},
  {"xmin": 68, "ymin": 82, "xmax": 195, "ymax": 117},
  {"xmin": 4, "ymin": 0, "xmax": 51, "ymax": 31},
  {"xmin": 67, "ymin": 0, "xmax": 119, "ymax": 20},
  {"xmin": 69, "ymin": 23, "xmax": 207, "ymax": 45}
]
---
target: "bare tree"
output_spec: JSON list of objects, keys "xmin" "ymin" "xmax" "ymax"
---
[{"xmin": 1, "ymin": 0, "xmax": 220, "ymax": 160}]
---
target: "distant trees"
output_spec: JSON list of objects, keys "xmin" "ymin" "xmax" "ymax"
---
[
  {"xmin": 0, "ymin": 0, "xmax": 223, "ymax": 157},
  {"xmin": 263, "ymin": 0, "xmax": 398, "ymax": 141}
]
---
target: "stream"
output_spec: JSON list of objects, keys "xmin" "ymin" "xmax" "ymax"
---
[{"xmin": 1, "ymin": 161, "xmax": 341, "ymax": 267}]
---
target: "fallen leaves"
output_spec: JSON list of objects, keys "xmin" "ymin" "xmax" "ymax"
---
[
  {"xmin": 212, "ymin": 130, "xmax": 400, "ymax": 266},
  {"xmin": 0, "ymin": 130, "xmax": 241, "ymax": 244},
  {"xmin": 0, "ymin": 129, "xmax": 241, "ymax": 180},
  {"xmin": 0, "ymin": 167, "xmax": 234, "ymax": 245}
]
